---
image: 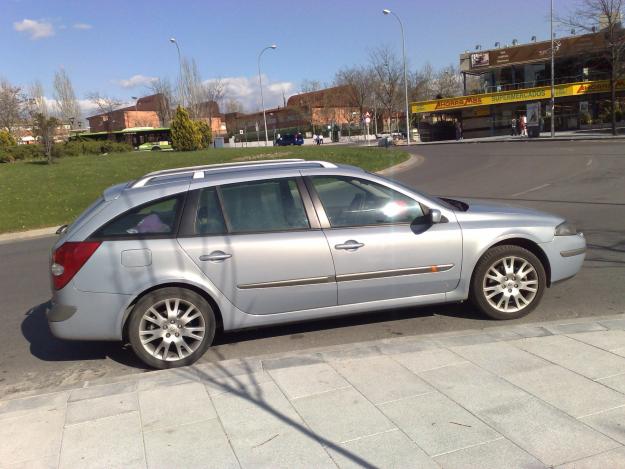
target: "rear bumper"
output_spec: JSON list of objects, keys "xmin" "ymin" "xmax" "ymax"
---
[
  {"xmin": 540, "ymin": 233, "xmax": 586, "ymax": 284},
  {"xmin": 47, "ymin": 285, "xmax": 131, "ymax": 341}
]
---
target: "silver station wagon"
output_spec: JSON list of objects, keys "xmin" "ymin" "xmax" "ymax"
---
[{"xmin": 48, "ymin": 159, "xmax": 586, "ymax": 368}]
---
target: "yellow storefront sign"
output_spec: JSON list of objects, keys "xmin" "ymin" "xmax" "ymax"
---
[{"xmin": 411, "ymin": 79, "xmax": 625, "ymax": 114}]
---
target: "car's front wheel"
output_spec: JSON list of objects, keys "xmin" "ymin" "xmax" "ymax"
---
[
  {"xmin": 128, "ymin": 287, "xmax": 215, "ymax": 369},
  {"xmin": 470, "ymin": 245, "xmax": 546, "ymax": 320}
]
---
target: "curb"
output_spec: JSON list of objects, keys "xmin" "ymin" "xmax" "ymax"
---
[
  {"xmin": 0, "ymin": 226, "xmax": 58, "ymax": 245},
  {"xmin": 412, "ymin": 135, "xmax": 625, "ymax": 146},
  {"xmin": 376, "ymin": 153, "xmax": 424, "ymax": 176},
  {"xmin": 3, "ymin": 312, "xmax": 624, "ymax": 402}
]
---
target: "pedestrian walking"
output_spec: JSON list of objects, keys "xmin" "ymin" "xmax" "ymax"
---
[
  {"xmin": 318, "ymin": 134, "xmax": 324, "ymax": 145},
  {"xmin": 520, "ymin": 114, "xmax": 527, "ymax": 137},
  {"xmin": 455, "ymin": 121, "xmax": 463, "ymax": 141},
  {"xmin": 511, "ymin": 117, "xmax": 518, "ymax": 136},
  {"xmin": 312, "ymin": 134, "xmax": 318, "ymax": 145}
]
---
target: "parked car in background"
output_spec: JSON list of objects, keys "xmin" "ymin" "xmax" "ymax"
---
[
  {"xmin": 275, "ymin": 133, "xmax": 304, "ymax": 146},
  {"xmin": 138, "ymin": 141, "xmax": 172, "ymax": 151},
  {"xmin": 48, "ymin": 159, "xmax": 585, "ymax": 369}
]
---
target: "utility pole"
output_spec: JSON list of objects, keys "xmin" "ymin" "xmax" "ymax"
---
[{"xmin": 550, "ymin": 0, "xmax": 555, "ymax": 138}]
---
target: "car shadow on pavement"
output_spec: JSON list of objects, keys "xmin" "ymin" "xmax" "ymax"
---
[
  {"xmin": 21, "ymin": 300, "xmax": 147, "ymax": 369},
  {"xmin": 212, "ymin": 302, "xmax": 481, "ymax": 347}
]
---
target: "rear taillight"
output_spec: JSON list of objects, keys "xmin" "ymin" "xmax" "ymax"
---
[{"xmin": 51, "ymin": 241, "xmax": 101, "ymax": 290}]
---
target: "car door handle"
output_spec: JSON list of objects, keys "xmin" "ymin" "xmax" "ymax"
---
[
  {"xmin": 334, "ymin": 240, "xmax": 365, "ymax": 250},
  {"xmin": 199, "ymin": 251, "xmax": 232, "ymax": 262}
]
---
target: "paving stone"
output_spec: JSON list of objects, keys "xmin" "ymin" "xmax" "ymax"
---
[
  {"xmin": 292, "ymin": 387, "xmax": 395, "ymax": 444},
  {"xmin": 505, "ymin": 364, "xmax": 625, "ymax": 417},
  {"xmin": 598, "ymin": 318, "xmax": 625, "ymax": 330},
  {"xmin": 479, "ymin": 397, "xmax": 619, "ymax": 467},
  {"xmin": 434, "ymin": 333, "xmax": 499, "ymax": 348},
  {"xmin": 193, "ymin": 357, "xmax": 263, "ymax": 380},
  {"xmin": 390, "ymin": 348, "xmax": 466, "ymax": 374},
  {"xmin": 377, "ymin": 338, "xmax": 439, "ymax": 354},
  {"xmin": 269, "ymin": 362, "xmax": 350, "ymax": 400},
  {"xmin": 450, "ymin": 341, "xmax": 549, "ymax": 377},
  {"xmin": 331, "ymin": 355, "xmax": 432, "ymax": 404},
  {"xmin": 69, "ymin": 380, "xmax": 137, "ymax": 402},
  {"xmin": 580, "ymin": 406, "xmax": 625, "ymax": 444},
  {"xmin": 203, "ymin": 370, "xmax": 274, "ymax": 397},
  {"xmin": 569, "ymin": 330, "xmax": 625, "ymax": 352},
  {"xmin": 66, "ymin": 391, "xmax": 138, "ymax": 425},
  {"xmin": 510, "ymin": 325, "xmax": 553, "ymax": 338},
  {"xmin": 320, "ymin": 345, "xmax": 383, "ymax": 362},
  {"xmin": 212, "ymin": 380, "xmax": 334, "ymax": 468},
  {"xmin": 484, "ymin": 329, "xmax": 524, "ymax": 341},
  {"xmin": 144, "ymin": 418, "xmax": 239, "ymax": 469},
  {"xmin": 327, "ymin": 429, "xmax": 438, "ymax": 469},
  {"xmin": 0, "ymin": 408, "xmax": 65, "ymax": 466},
  {"xmin": 418, "ymin": 362, "xmax": 530, "ymax": 413},
  {"xmin": 556, "ymin": 446, "xmax": 625, "ymax": 468},
  {"xmin": 378, "ymin": 391, "xmax": 501, "ymax": 457},
  {"xmin": 433, "ymin": 438, "xmax": 545, "ymax": 469},
  {"xmin": 0, "ymin": 391, "xmax": 68, "ymax": 420},
  {"xmin": 139, "ymin": 381, "xmax": 215, "ymax": 432},
  {"xmin": 136, "ymin": 368, "xmax": 198, "ymax": 391},
  {"xmin": 614, "ymin": 347, "xmax": 625, "ymax": 358},
  {"xmin": 261, "ymin": 353, "xmax": 324, "ymax": 371},
  {"xmin": 543, "ymin": 322, "xmax": 607, "ymax": 335},
  {"xmin": 597, "ymin": 373, "xmax": 625, "ymax": 393},
  {"xmin": 513, "ymin": 335, "xmax": 625, "ymax": 380},
  {"xmin": 59, "ymin": 412, "xmax": 145, "ymax": 469},
  {"xmin": 6, "ymin": 454, "xmax": 58, "ymax": 469}
]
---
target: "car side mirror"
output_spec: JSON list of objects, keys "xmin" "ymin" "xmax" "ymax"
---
[{"xmin": 430, "ymin": 209, "xmax": 443, "ymax": 224}]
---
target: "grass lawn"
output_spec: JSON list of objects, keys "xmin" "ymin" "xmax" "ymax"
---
[{"xmin": 0, "ymin": 146, "xmax": 409, "ymax": 233}]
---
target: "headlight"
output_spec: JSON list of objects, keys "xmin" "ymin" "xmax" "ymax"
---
[{"xmin": 555, "ymin": 221, "xmax": 577, "ymax": 236}]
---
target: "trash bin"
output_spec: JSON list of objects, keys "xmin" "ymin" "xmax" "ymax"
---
[
  {"xmin": 527, "ymin": 126, "xmax": 540, "ymax": 138},
  {"xmin": 213, "ymin": 137, "xmax": 225, "ymax": 148}
]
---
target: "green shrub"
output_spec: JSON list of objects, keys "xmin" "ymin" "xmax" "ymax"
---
[
  {"xmin": 0, "ymin": 144, "xmax": 45, "ymax": 163},
  {"xmin": 195, "ymin": 120, "xmax": 212, "ymax": 149},
  {"xmin": 0, "ymin": 130, "xmax": 16, "ymax": 147},
  {"xmin": 53, "ymin": 140, "xmax": 133, "ymax": 158},
  {"xmin": 171, "ymin": 106, "xmax": 201, "ymax": 151}
]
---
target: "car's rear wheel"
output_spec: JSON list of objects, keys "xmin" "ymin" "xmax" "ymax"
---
[
  {"xmin": 128, "ymin": 287, "xmax": 215, "ymax": 369},
  {"xmin": 470, "ymin": 245, "xmax": 546, "ymax": 320},
  {"xmin": 151, "ymin": 146, "xmax": 161, "ymax": 151}
]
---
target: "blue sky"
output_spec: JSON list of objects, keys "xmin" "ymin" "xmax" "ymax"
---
[{"xmin": 2, "ymin": 0, "xmax": 574, "ymax": 114}]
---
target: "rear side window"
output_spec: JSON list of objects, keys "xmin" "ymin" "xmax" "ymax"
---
[
  {"xmin": 195, "ymin": 187, "xmax": 227, "ymax": 235},
  {"xmin": 93, "ymin": 194, "xmax": 183, "ymax": 238},
  {"xmin": 219, "ymin": 178, "xmax": 309, "ymax": 233}
]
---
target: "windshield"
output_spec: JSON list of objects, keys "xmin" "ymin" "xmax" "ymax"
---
[{"xmin": 371, "ymin": 173, "xmax": 457, "ymax": 210}]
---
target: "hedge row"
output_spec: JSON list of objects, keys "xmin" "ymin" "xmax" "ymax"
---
[{"xmin": 0, "ymin": 141, "xmax": 133, "ymax": 163}]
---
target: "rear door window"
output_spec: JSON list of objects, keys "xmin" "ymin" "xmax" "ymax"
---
[{"xmin": 219, "ymin": 178, "xmax": 309, "ymax": 233}]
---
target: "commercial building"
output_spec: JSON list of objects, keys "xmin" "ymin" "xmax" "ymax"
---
[{"xmin": 411, "ymin": 30, "xmax": 625, "ymax": 140}]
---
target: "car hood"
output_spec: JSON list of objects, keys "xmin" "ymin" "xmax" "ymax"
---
[{"xmin": 450, "ymin": 197, "xmax": 564, "ymax": 225}]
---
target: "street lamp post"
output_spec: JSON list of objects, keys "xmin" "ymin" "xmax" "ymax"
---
[
  {"xmin": 258, "ymin": 44, "xmax": 277, "ymax": 146},
  {"xmin": 550, "ymin": 0, "xmax": 555, "ymax": 138},
  {"xmin": 383, "ymin": 9, "xmax": 411, "ymax": 144},
  {"xmin": 169, "ymin": 37, "xmax": 184, "ymax": 107}
]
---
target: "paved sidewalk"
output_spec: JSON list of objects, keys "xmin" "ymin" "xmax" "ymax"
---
[
  {"xmin": 4, "ymin": 314, "xmax": 625, "ymax": 468},
  {"xmin": 414, "ymin": 130, "xmax": 625, "ymax": 145}
]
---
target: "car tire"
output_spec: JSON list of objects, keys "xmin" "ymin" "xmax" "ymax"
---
[
  {"xmin": 128, "ymin": 287, "xmax": 216, "ymax": 369},
  {"xmin": 470, "ymin": 245, "xmax": 546, "ymax": 320},
  {"xmin": 151, "ymin": 146, "xmax": 161, "ymax": 151}
]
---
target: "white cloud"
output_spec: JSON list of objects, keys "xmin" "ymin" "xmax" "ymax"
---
[
  {"xmin": 73, "ymin": 23, "xmax": 92, "ymax": 30},
  {"xmin": 114, "ymin": 74, "xmax": 157, "ymax": 89},
  {"xmin": 208, "ymin": 75, "xmax": 295, "ymax": 112},
  {"xmin": 13, "ymin": 18, "xmax": 55, "ymax": 40}
]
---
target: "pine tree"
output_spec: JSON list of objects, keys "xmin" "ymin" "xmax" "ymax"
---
[
  {"xmin": 171, "ymin": 106, "xmax": 201, "ymax": 151},
  {"xmin": 195, "ymin": 120, "xmax": 212, "ymax": 149}
]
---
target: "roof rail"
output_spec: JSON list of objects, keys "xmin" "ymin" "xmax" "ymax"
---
[{"xmin": 131, "ymin": 159, "xmax": 337, "ymax": 188}]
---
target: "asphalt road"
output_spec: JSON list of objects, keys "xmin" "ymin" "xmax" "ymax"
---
[{"xmin": 2, "ymin": 140, "xmax": 624, "ymax": 397}]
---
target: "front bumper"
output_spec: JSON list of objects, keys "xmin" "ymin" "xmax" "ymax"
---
[
  {"xmin": 47, "ymin": 285, "xmax": 132, "ymax": 341},
  {"xmin": 540, "ymin": 233, "xmax": 586, "ymax": 284}
]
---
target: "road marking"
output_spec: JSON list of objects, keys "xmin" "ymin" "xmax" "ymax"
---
[{"xmin": 511, "ymin": 183, "xmax": 551, "ymax": 197}]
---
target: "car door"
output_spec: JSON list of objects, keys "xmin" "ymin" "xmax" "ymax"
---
[
  {"xmin": 304, "ymin": 173, "xmax": 462, "ymax": 305},
  {"xmin": 177, "ymin": 176, "xmax": 337, "ymax": 315}
]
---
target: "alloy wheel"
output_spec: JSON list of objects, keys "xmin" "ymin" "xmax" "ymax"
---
[{"xmin": 482, "ymin": 256, "xmax": 538, "ymax": 313}]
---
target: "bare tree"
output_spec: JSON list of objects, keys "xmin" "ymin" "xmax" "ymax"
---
[
  {"xmin": 179, "ymin": 57, "xmax": 204, "ymax": 119},
  {"xmin": 410, "ymin": 63, "xmax": 436, "ymax": 101},
  {"xmin": 300, "ymin": 79, "xmax": 322, "ymax": 93},
  {"xmin": 29, "ymin": 81, "xmax": 58, "ymax": 163},
  {"xmin": 86, "ymin": 92, "xmax": 123, "ymax": 135},
  {"xmin": 434, "ymin": 65, "xmax": 463, "ymax": 98},
  {"xmin": 224, "ymin": 98, "xmax": 244, "ymax": 114},
  {"xmin": 203, "ymin": 77, "xmax": 225, "ymax": 122},
  {"xmin": 560, "ymin": 0, "xmax": 625, "ymax": 134},
  {"xmin": 148, "ymin": 77, "xmax": 174, "ymax": 126},
  {"xmin": 334, "ymin": 66, "xmax": 374, "ymax": 118},
  {"xmin": 369, "ymin": 46, "xmax": 403, "ymax": 132},
  {"xmin": 0, "ymin": 79, "xmax": 25, "ymax": 134},
  {"xmin": 53, "ymin": 68, "xmax": 81, "ymax": 125}
]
